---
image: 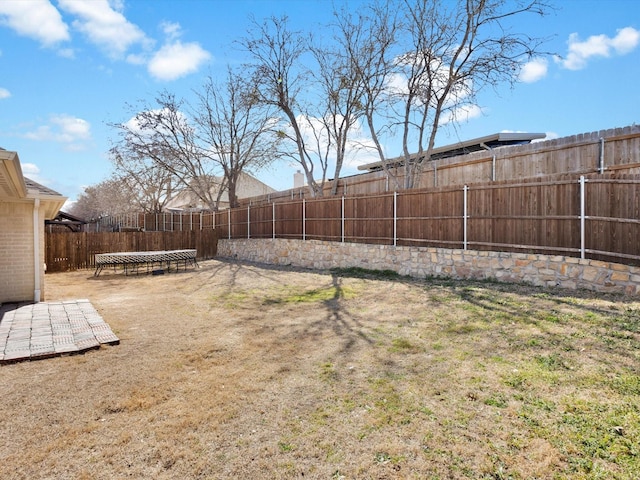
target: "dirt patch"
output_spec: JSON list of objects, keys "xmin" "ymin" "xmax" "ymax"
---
[{"xmin": 1, "ymin": 259, "xmax": 639, "ymax": 479}]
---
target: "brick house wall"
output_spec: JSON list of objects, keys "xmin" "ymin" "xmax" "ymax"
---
[
  {"xmin": 0, "ymin": 201, "xmax": 47, "ymax": 303},
  {"xmin": 1, "ymin": 149, "xmax": 65, "ymax": 304}
]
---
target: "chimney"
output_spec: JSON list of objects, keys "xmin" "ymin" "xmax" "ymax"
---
[{"xmin": 293, "ymin": 170, "xmax": 305, "ymax": 189}]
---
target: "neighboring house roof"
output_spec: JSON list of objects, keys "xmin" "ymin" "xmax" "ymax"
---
[
  {"xmin": 45, "ymin": 211, "xmax": 88, "ymax": 231},
  {"xmin": 165, "ymin": 172, "xmax": 277, "ymax": 211},
  {"xmin": 0, "ymin": 148, "xmax": 67, "ymax": 219},
  {"xmin": 358, "ymin": 132, "xmax": 546, "ymax": 172},
  {"xmin": 51, "ymin": 211, "xmax": 87, "ymax": 223}
]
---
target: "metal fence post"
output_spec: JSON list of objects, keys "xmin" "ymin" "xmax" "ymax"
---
[
  {"xmin": 272, "ymin": 202, "xmax": 276, "ymax": 239},
  {"xmin": 393, "ymin": 191, "xmax": 397, "ymax": 247},
  {"xmin": 303, "ymin": 198, "xmax": 306, "ymax": 241},
  {"xmin": 341, "ymin": 196, "xmax": 345, "ymax": 243},
  {"xmin": 247, "ymin": 205, "xmax": 250, "ymax": 239},
  {"xmin": 463, "ymin": 185, "xmax": 468, "ymax": 250},
  {"xmin": 580, "ymin": 175, "xmax": 586, "ymax": 259}
]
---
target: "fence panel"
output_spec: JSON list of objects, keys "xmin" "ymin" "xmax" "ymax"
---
[
  {"xmin": 230, "ymin": 208, "xmax": 248, "ymax": 239},
  {"xmin": 214, "ymin": 211, "xmax": 230, "ymax": 239},
  {"xmin": 467, "ymin": 178, "xmax": 580, "ymax": 255},
  {"xmin": 345, "ymin": 193, "xmax": 394, "ymax": 244},
  {"xmin": 397, "ymin": 188, "xmax": 463, "ymax": 248},
  {"xmin": 275, "ymin": 201, "xmax": 303, "ymax": 239},
  {"xmin": 585, "ymin": 177, "xmax": 640, "ymax": 262},
  {"xmin": 247, "ymin": 203, "xmax": 275, "ymax": 239},
  {"xmin": 305, "ymin": 197, "xmax": 342, "ymax": 241}
]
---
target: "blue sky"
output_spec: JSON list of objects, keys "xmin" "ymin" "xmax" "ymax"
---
[{"xmin": 0, "ymin": 0, "xmax": 639, "ymax": 206}]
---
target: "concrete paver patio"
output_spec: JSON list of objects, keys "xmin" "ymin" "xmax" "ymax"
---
[{"xmin": 0, "ymin": 300, "xmax": 119, "ymax": 364}]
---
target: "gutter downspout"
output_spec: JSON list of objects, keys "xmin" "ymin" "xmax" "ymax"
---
[
  {"xmin": 33, "ymin": 198, "xmax": 41, "ymax": 302},
  {"xmin": 480, "ymin": 143, "xmax": 496, "ymax": 181}
]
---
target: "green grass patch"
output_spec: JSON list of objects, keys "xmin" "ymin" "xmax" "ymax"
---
[
  {"xmin": 534, "ymin": 353, "xmax": 570, "ymax": 371},
  {"xmin": 330, "ymin": 267, "xmax": 400, "ymax": 280},
  {"xmin": 217, "ymin": 290, "xmax": 252, "ymax": 308},
  {"xmin": 278, "ymin": 441, "xmax": 295, "ymax": 452},
  {"xmin": 560, "ymin": 398, "xmax": 640, "ymax": 473},
  {"xmin": 319, "ymin": 361, "xmax": 339, "ymax": 382},
  {"xmin": 484, "ymin": 394, "xmax": 509, "ymax": 408},
  {"xmin": 609, "ymin": 372, "xmax": 640, "ymax": 395},
  {"xmin": 263, "ymin": 285, "xmax": 356, "ymax": 304},
  {"xmin": 389, "ymin": 337, "xmax": 422, "ymax": 353}
]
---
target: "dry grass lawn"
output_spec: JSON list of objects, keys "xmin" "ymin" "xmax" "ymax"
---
[{"xmin": 1, "ymin": 259, "xmax": 639, "ymax": 479}]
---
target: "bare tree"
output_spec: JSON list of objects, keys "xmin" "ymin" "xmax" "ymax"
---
[
  {"xmin": 193, "ymin": 69, "xmax": 280, "ymax": 208},
  {"xmin": 335, "ymin": 0, "xmax": 551, "ymax": 190},
  {"xmin": 309, "ymin": 27, "xmax": 369, "ymax": 195},
  {"xmin": 242, "ymin": 14, "xmax": 384, "ymax": 197},
  {"xmin": 69, "ymin": 178, "xmax": 139, "ymax": 221},
  {"xmin": 240, "ymin": 15, "xmax": 328, "ymax": 197},
  {"xmin": 110, "ymin": 144, "xmax": 179, "ymax": 213},
  {"xmin": 332, "ymin": 1, "xmax": 401, "ymax": 188},
  {"xmin": 391, "ymin": 0, "xmax": 552, "ymax": 189},
  {"xmin": 110, "ymin": 70, "xmax": 279, "ymax": 210},
  {"xmin": 111, "ymin": 92, "xmax": 223, "ymax": 211}
]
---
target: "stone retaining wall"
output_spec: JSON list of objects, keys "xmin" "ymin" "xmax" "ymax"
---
[{"xmin": 217, "ymin": 238, "xmax": 640, "ymax": 296}]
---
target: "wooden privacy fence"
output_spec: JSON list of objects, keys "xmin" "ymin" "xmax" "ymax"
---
[
  {"xmin": 93, "ymin": 211, "xmax": 216, "ymax": 232},
  {"xmin": 215, "ymin": 174, "xmax": 640, "ymax": 266},
  {"xmin": 46, "ymin": 230, "xmax": 218, "ymax": 272}
]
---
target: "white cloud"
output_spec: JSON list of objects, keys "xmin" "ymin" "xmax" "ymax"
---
[
  {"xmin": 23, "ymin": 114, "xmax": 91, "ymax": 150},
  {"xmin": 561, "ymin": 26, "xmax": 640, "ymax": 70},
  {"xmin": 611, "ymin": 27, "xmax": 640, "ymax": 53},
  {"xmin": 0, "ymin": 0, "xmax": 70, "ymax": 46},
  {"xmin": 439, "ymin": 104, "xmax": 483, "ymax": 125},
  {"xmin": 539, "ymin": 131, "xmax": 559, "ymax": 141},
  {"xmin": 0, "ymin": 87, "xmax": 10, "ymax": 99},
  {"xmin": 277, "ymin": 115, "xmax": 381, "ymax": 173},
  {"xmin": 124, "ymin": 108, "xmax": 191, "ymax": 137},
  {"xmin": 519, "ymin": 57, "xmax": 548, "ymax": 83},
  {"xmin": 21, "ymin": 163, "xmax": 63, "ymax": 190},
  {"xmin": 21, "ymin": 163, "xmax": 40, "ymax": 175},
  {"xmin": 57, "ymin": 47, "xmax": 75, "ymax": 59},
  {"xmin": 145, "ymin": 21, "xmax": 211, "ymax": 81},
  {"xmin": 147, "ymin": 41, "xmax": 211, "ymax": 81},
  {"xmin": 125, "ymin": 53, "xmax": 147, "ymax": 66},
  {"xmin": 389, "ymin": 53, "xmax": 479, "ymax": 122},
  {"xmin": 51, "ymin": 114, "xmax": 91, "ymax": 141},
  {"xmin": 58, "ymin": 0, "xmax": 150, "ymax": 58},
  {"xmin": 160, "ymin": 21, "xmax": 182, "ymax": 41},
  {"xmin": 19, "ymin": 162, "xmax": 50, "ymax": 185},
  {"xmin": 21, "ymin": 163, "xmax": 41, "ymax": 176}
]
